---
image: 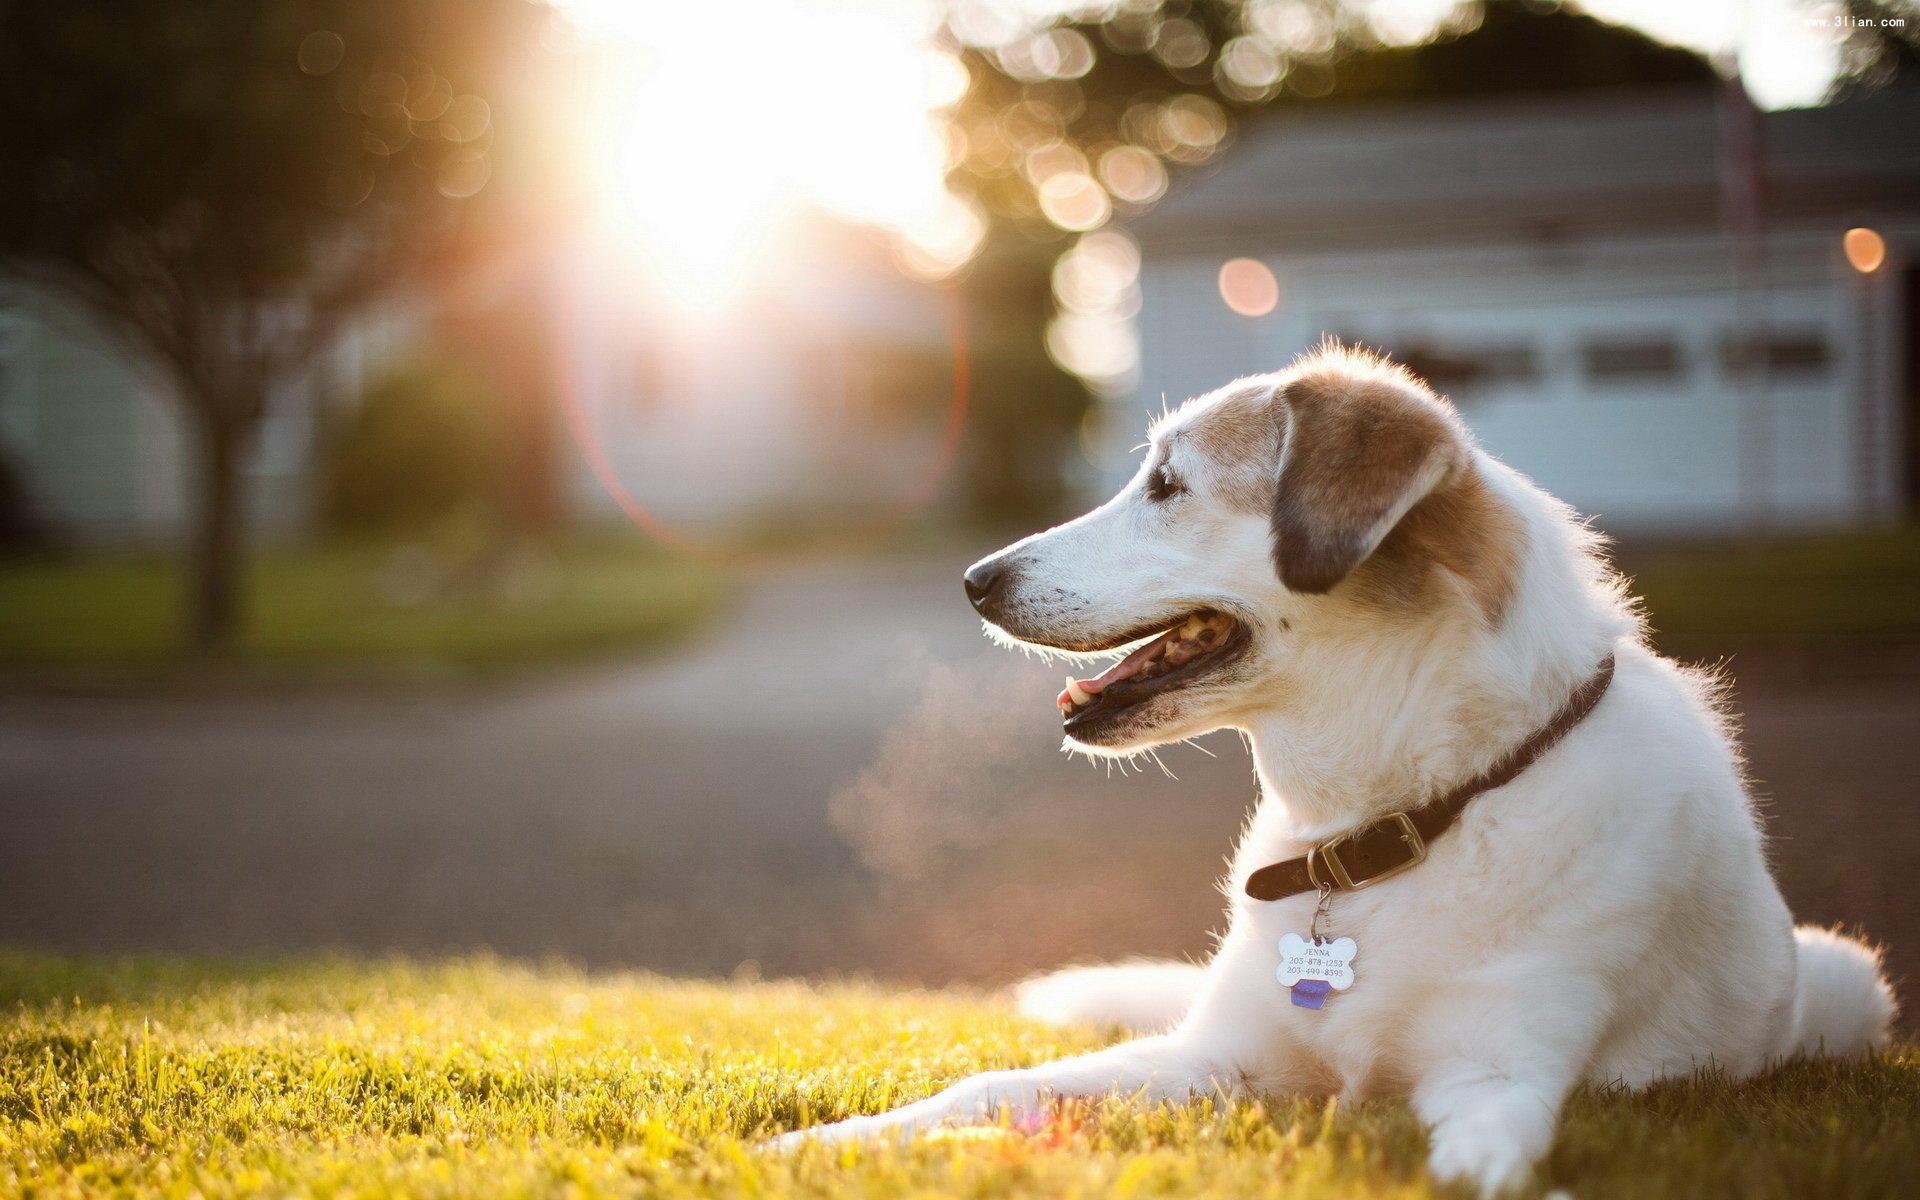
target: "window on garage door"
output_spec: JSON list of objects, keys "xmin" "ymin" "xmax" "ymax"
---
[
  {"xmin": 1395, "ymin": 342, "xmax": 1537, "ymax": 400},
  {"xmin": 1320, "ymin": 330, "xmax": 1537, "ymax": 403},
  {"xmin": 1582, "ymin": 336, "xmax": 1683, "ymax": 384},
  {"xmin": 1720, "ymin": 330, "xmax": 1832, "ymax": 379}
]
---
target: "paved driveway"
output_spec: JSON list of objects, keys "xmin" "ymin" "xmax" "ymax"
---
[{"xmin": 2, "ymin": 548, "xmax": 1915, "ymax": 1023}]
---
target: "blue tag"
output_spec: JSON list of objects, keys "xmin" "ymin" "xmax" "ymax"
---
[{"xmin": 1290, "ymin": 979, "xmax": 1332, "ymax": 1009}]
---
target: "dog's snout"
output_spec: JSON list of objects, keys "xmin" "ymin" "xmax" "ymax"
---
[{"xmin": 963, "ymin": 558, "xmax": 1008, "ymax": 614}]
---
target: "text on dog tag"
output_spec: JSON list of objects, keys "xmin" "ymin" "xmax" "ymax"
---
[{"xmin": 1277, "ymin": 933, "xmax": 1357, "ymax": 1008}]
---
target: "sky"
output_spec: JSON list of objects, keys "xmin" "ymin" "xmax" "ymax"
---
[
  {"xmin": 548, "ymin": 0, "xmax": 1860, "ymax": 315},
  {"xmin": 1579, "ymin": 0, "xmax": 1849, "ymax": 108}
]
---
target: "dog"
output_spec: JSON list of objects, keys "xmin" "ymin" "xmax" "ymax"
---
[{"xmin": 773, "ymin": 344, "xmax": 1895, "ymax": 1193}]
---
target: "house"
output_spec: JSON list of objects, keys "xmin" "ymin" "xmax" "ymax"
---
[
  {"xmin": 1117, "ymin": 85, "xmax": 1920, "ymax": 532},
  {"xmin": 0, "ymin": 281, "xmax": 401, "ymax": 547},
  {"xmin": 553, "ymin": 222, "xmax": 957, "ymax": 539}
]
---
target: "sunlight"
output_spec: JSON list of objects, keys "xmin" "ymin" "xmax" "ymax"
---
[
  {"xmin": 554, "ymin": 0, "xmax": 1847, "ymax": 317},
  {"xmin": 1574, "ymin": 0, "xmax": 1844, "ymax": 107},
  {"xmin": 560, "ymin": 0, "xmax": 975, "ymax": 311}
]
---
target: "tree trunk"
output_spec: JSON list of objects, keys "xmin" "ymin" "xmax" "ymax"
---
[{"xmin": 188, "ymin": 410, "xmax": 252, "ymax": 656}]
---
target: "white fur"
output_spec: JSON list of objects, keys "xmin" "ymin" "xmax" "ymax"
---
[
  {"xmin": 1012, "ymin": 959, "xmax": 1205, "ymax": 1033},
  {"xmin": 772, "ymin": 361, "xmax": 1896, "ymax": 1194}
]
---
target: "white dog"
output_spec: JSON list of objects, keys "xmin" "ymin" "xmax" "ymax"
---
[{"xmin": 774, "ymin": 345, "xmax": 1895, "ymax": 1193}]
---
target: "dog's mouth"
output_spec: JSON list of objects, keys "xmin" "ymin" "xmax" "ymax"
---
[{"xmin": 1055, "ymin": 610, "xmax": 1248, "ymax": 732}]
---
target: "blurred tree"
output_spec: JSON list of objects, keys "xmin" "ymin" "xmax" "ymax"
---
[
  {"xmin": 949, "ymin": 1, "xmax": 1716, "ymax": 242},
  {"xmin": 940, "ymin": 0, "xmax": 1717, "ymax": 519},
  {"xmin": 957, "ymin": 242, "xmax": 1090, "ymax": 524},
  {"xmin": 0, "ymin": 0, "xmax": 541, "ymax": 652},
  {"xmin": 319, "ymin": 354, "xmax": 503, "ymax": 535},
  {"xmin": 0, "ymin": 450, "xmax": 55, "ymax": 557}
]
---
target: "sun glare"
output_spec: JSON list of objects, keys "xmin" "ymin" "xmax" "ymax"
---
[
  {"xmin": 561, "ymin": 0, "xmax": 976, "ymax": 311},
  {"xmin": 554, "ymin": 0, "xmax": 1845, "ymax": 321}
]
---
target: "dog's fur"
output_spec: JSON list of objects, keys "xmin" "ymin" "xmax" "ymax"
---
[{"xmin": 774, "ymin": 345, "xmax": 1896, "ymax": 1193}]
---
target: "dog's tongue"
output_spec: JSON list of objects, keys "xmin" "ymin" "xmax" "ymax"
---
[{"xmin": 1055, "ymin": 625, "xmax": 1183, "ymax": 710}]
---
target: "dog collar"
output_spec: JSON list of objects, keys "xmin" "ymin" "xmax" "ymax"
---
[{"xmin": 1244, "ymin": 653, "xmax": 1616, "ymax": 902}]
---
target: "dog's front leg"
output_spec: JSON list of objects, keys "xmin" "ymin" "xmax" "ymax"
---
[
  {"xmin": 1410, "ymin": 975, "xmax": 1607, "ymax": 1196},
  {"xmin": 769, "ymin": 1033, "xmax": 1225, "ymax": 1150}
]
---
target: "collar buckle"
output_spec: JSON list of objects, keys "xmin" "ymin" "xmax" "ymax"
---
[{"xmin": 1306, "ymin": 811, "xmax": 1427, "ymax": 891}]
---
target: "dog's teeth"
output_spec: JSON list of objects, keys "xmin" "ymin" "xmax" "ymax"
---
[
  {"xmin": 1064, "ymin": 677, "xmax": 1091, "ymax": 706},
  {"xmin": 1181, "ymin": 616, "xmax": 1206, "ymax": 638},
  {"xmin": 1165, "ymin": 642, "xmax": 1194, "ymax": 666}
]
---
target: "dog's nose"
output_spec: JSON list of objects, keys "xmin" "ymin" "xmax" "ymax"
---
[{"xmin": 963, "ymin": 559, "xmax": 1006, "ymax": 613}]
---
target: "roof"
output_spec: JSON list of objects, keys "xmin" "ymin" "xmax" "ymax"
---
[{"xmin": 1130, "ymin": 85, "xmax": 1920, "ymax": 254}]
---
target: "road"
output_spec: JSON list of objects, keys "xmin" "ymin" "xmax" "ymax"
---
[{"xmin": 2, "ymin": 549, "xmax": 1915, "ymax": 1020}]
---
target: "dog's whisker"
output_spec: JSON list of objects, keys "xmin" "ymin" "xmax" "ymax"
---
[
  {"xmin": 1145, "ymin": 747, "xmax": 1177, "ymax": 780},
  {"xmin": 1174, "ymin": 735, "xmax": 1218, "ymax": 759}
]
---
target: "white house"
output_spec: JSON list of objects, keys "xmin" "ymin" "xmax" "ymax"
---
[
  {"xmin": 554, "ymin": 223, "xmax": 956, "ymax": 538},
  {"xmin": 0, "ymin": 282, "xmax": 406, "ymax": 546},
  {"xmin": 1118, "ymin": 85, "xmax": 1920, "ymax": 533}
]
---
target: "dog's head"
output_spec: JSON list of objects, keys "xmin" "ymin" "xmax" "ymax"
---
[{"xmin": 965, "ymin": 345, "xmax": 1525, "ymax": 754}]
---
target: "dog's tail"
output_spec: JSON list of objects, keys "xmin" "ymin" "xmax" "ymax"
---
[
  {"xmin": 1787, "ymin": 926, "xmax": 1896, "ymax": 1059},
  {"xmin": 1014, "ymin": 959, "xmax": 1206, "ymax": 1033}
]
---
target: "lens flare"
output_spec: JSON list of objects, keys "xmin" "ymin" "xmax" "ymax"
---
[{"xmin": 557, "ymin": 271, "xmax": 972, "ymax": 562}]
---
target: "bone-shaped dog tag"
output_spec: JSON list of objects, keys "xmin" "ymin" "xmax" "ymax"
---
[{"xmin": 1277, "ymin": 932, "xmax": 1357, "ymax": 1009}]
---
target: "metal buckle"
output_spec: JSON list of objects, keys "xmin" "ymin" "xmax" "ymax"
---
[{"xmin": 1305, "ymin": 811, "xmax": 1427, "ymax": 891}]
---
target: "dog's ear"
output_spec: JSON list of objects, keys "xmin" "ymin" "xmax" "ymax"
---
[{"xmin": 1269, "ymin": 364, "xmax": 1463, "ymax": 593}]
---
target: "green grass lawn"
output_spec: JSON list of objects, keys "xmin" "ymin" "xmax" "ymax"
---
[
  {"xmin": 1619, "ymin": 525, "xmax": 1920, "ymax": 656},
  {"xmin": 1, "ymin": 955, "xmax": 1914, "ymax": 1198},
  {"xmin": 0, "ymin": 538, "xmax": 722, "ymax": 681}
]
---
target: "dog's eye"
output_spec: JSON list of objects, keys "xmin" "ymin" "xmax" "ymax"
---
[{"xmin": 1146, "ymin": 464, "xmax": 1186, "ymax": 503}]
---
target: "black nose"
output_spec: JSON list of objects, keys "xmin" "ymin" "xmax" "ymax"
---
[{"xmin": 963, "ymin": 559, "xmax": 1005, "ymax": 613}]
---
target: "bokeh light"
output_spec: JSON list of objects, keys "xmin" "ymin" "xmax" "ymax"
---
[
  {"xmin": 895, "ymin": 193, "xmax": 988, "ymax": 279},
  {"xmin": 436, "ymin": 152, "xmax": 491, "ymax": 199},
  {"xmin": 1023, "ymin": 140, "xmax": 1090, "ymax": 187},
  {"xmin": 1219, "ymin": 257, "xmax": 1280, "ymax": 317},
  {"xmin": 1098, "ymin": 145, "xmax": 1169, "ymax": 206},
  {"xmin": 1158, "ymin": 94, "xmax": 1230, "ymax": 163},
  {"xmin": 296, "ymin": 30, "xmax": 346, "ymax": 76},
  {"xmin": 995, "ymin": 27, "xmax": 1095, "ymax": 81},
  {"xmin": 1150, "ymin": 17, "xmax": 1211, "ymax": 69},
  {"xmin": 1047, "ymin": 230, "xmax": 1142, "ymax": 395},
  {"xmin": 1845, "ymin": 227, "xmax": 1887, "ymax": 274},
  {"xmin": 439, "ymin": 94, "xmax": 491, "ymax": 142},
  {"xmin": 1217, "ymin": 35, "xmax": 1286, "ymax": 102},
  {"xmin": 1359, "ymin": 0, "xmax": 1470, "ymax": 45},
  {"xmin": 1038, "ymin": 171, "xmax": 1111, "ymax": 232}
]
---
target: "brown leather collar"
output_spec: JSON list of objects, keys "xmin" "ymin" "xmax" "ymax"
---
[{"xmin": 1244, "ymin": 653, "xmax": 1617, "ymax": 902}]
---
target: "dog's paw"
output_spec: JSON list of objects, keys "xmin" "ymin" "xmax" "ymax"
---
[
  {"xmin": 764, "ymin": 1127, "xmax": 818, "ymax": 1154},
  {"xmin": 764, "ymin": 1116, "xmax": 885, "ymax": 1154},
  {"xmin": 1426, "ymin": 1120, "xmax": 1537, "ymax": 1197}
]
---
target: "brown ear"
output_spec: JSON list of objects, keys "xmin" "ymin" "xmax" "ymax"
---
[{"xmin": 1270, "ymin": 360, "xmax": 1464, "ymax": 593}]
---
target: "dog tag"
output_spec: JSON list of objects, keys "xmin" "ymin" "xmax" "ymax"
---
[{"xmin": 1277, "ymin": 933, "xmax": 1357, "ymax": 1009}]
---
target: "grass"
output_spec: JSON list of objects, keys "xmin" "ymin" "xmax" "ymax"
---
[
  {"xmin": 0, "ymin": 955, "xmax": 1915, "ymax": 1199},
  {"xmin": 0, "ymin": 537, "xmax": 723, "ymax": 681},
  {"xmin": 1619, "ymin": 525, "xmax": 1920, "ymax": 656}
]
